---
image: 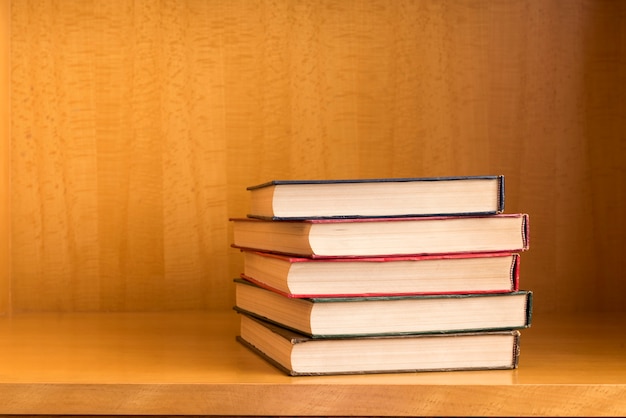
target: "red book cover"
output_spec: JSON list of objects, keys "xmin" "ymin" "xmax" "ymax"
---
[
  {"xmin": 230, "ymin": 214, "xmax": 529, "ymax": 258},
  {"xmin": 239, "ymin": 250, "xmax": 520, "ymax": 298}
]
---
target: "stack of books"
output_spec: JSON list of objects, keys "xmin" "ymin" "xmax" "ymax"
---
[{"xmin": 230, "ymin": 175, "xmax": 532, "ymax": 376}]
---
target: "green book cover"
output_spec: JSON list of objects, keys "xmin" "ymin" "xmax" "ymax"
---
[{"xmin": 234, "ymin": 278, "xmax": 533, "ymax": 338}]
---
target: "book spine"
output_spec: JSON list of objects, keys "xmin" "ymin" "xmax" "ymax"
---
[
  {"xmin": 511, "ymin": 253, "xmax": 520, "ymax": 291},
  {"xmin": 497, "ymin": 174, "xmax": 505, "ymax": 213}
]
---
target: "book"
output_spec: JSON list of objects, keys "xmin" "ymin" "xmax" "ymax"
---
[
  {"xmin": 247, "ymin": 175, "xmax": 505, "ymax": 220},
  {"xmin": 241, "ymin": 250, "xmax": 520, "ymax": 297},
  {"xmin": 230, "ymin": 213, "xmax": 529, "ymax": 258},
  {"xmin": 234, "ymin": 279, "xmax": 533, "ymax": 338},
  {"xmin": 237, "ymin": 314, "xmax": 521, "ymax": 376}
]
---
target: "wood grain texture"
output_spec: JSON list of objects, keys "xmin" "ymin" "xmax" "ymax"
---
[
  {"xmin": 7, "ymin": 0, "xmax": 626, "ymax": 312},
  {"xmin": 0, "ymin": 383, "xmax": 622, "ymax": 416},
  {"xmin": 0, "ymin": 0, "xmax": 9, "ymax": 314},
  {"xmin": 0, "ymin": 311, "xmax": 624, "ymax": 416},
  {"xmin": 584, "ymin": 0, "xmax": 626, "ymax": 312}
]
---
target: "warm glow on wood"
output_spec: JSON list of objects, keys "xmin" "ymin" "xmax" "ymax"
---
[{"xmin": 2, "ymin": 0, "xmax": 625, "ymax": 415}]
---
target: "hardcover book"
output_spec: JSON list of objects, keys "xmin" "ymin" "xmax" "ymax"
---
[
  {"xmin": 237, "ymin": 314, "xmax": 521, "ymax": 376},
  {"xmin": 241, "ymin": 250, "xmax": 520, "ymax": 297},
  {"xmin": 234, "ymin": 279, "xmax": 533, "ymax": 338},
  {"xmin": 230, "ymin": 213, "xmax": 529, "ymax": 258},
  {"xmin": 246, "ymin": 175, "xmax": 505, "ymax": 219}
]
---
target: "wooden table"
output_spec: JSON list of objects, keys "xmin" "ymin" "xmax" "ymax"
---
[{"xmin": 0, "ymin": 310, "xmax": 624, "ymax": 416}]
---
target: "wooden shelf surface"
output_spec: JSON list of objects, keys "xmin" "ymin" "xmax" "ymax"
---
[{"xmin": 0, "ymin": 310, "xmax": 624, "ymax": 416}]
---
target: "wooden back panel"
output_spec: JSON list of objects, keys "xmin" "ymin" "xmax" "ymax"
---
[
  {"xmin": 4, "ymin": 0, "xmax": 625, "ymax": 312},
  {"xmin": 0, "ymin": 0, "xmax": 10, "ymax": 313}
]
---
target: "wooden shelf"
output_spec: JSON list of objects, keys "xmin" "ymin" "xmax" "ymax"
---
[{"xmin": 0, "ymin": 311, "xmax": 624, "ymax": 416}]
